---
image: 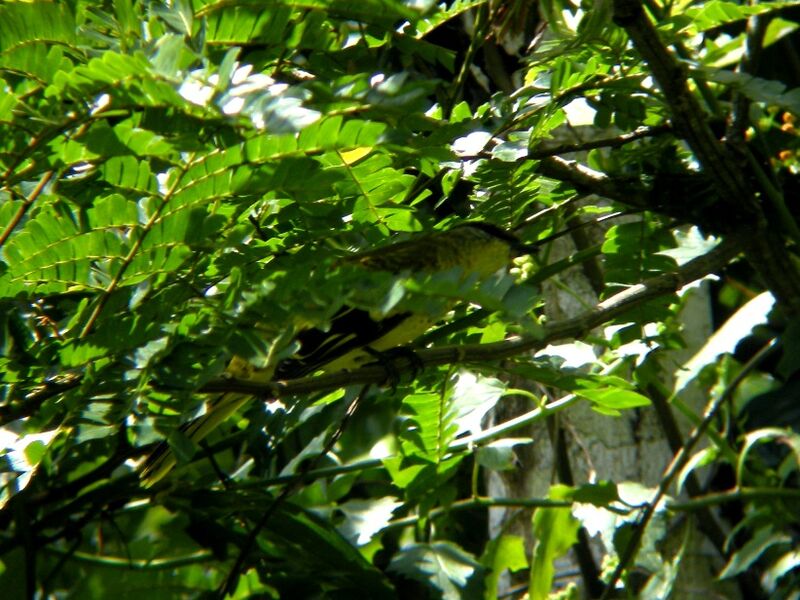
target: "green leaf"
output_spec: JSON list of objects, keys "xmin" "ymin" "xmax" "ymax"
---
[
  {"xmin": 481, "ymin": 534, "xmax": 528, "ymax": 600},
  {"xmin": 0, "ymin": 2, "xmax": 77, "ymax": 51},
  {"xmin": 382, "ymin": 456, "xmax": 428, "ymax": 489},
  {"xmin": 572, "ymin": 481, "xmax": 620, "ymax": 506},
  {"xmin": 23, "ymin": 439, "xmax": 46, "ymax": 467},
  {"xmin": 530, "ymin": 485, "xmax": 580, "ymax": 600},
  {"xmin": 576, "ymin": 387, "xmax": 651, "ymax": 414},
  {"xmin": 476, "ymin": 438, "xmax": 532, "ymax": 471},
  {"xmin": 401, "ymin": 391, "xmax": 455, "ymax": 459},
  {"xmin": 681, "ymin": 0, "xmax": 800, "ymax": 33},
  {"xmin": 2, "ymin": 0, "xmax": 797, "ymax": 595},
  {"xmin": 389, "ymin": 541, "xmax": 484, "ymax": 599},
  {"xmin": 702, "ymin": 68, "xmax": 800, "ymax": 115},
  {"xmin": 260, "ymin": 502, "xmax": 395, "ymax": 595}
]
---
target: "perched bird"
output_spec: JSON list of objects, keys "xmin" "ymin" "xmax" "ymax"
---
[
  {"xmin": 140, "ymin": 222, "xmax": 529, "ymax": 486},
  {"xmin": 275, "ymin": 222, "xmax": 529, "ymax": 378}
]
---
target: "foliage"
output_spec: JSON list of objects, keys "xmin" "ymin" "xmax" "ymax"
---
[{"xmin": 1, "ymin": 0, "xmax": 800, "ymax": 598}]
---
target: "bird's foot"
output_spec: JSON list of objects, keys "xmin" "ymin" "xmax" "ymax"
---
[{"xmin": 363, "ymin": 346, "xmax": 424, "ymax": 388}]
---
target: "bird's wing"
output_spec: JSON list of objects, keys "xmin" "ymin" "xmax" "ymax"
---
[{"xmin": 274, "ymin": 307, "xmax": 421, "ymax": 378}]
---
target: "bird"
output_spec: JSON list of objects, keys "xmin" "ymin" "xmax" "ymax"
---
[
  {"xmin": 139, "ymin": 222, "xmax": 531, "ymax": 486},
  {"xmin": 274, "ymin": 222, "xmax": 530, "ymax": 378}
]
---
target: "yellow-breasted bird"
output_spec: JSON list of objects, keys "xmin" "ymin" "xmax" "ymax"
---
[
  {"xmin": 140, "ymin": 222, "xmax": 530, "ymax": 486},
  {"xmin": 274, "ymin": 222, "xmax": 528, "ymax": 378}
]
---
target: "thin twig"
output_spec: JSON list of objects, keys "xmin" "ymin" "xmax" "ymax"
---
[
  {"xmin": 668, "ymin": 486, "xmax": 800, "ymax": 511},
  {"xmin": 42, "ymin": 547, "xmax": 214, "ymax": 570},
  {"xmin": 644, "ymin": 383, "xmax": 728, "ymax": 552},
  {"xmin": 218, "ymin": 385, "xmax": 369, "ymax": 597},
  {"xmin": 527, "ymin": 125, "xmax": 671, "ymax": 159},
  {"xmin": 79, "ymin": 157, "xmax": 194, "ymax": 337},
  {"xmin": 384, "ymin": 496, "xmax": 582, "ymax": 530},
  {"xmin": 600, "ymin": 338, "xmax": 778, "ymax": 599},
  {"xmin": 0, "ymin": 170, "xmax": 54, "ymax": 249}
]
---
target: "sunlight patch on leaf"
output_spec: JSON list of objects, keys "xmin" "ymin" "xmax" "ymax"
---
[
  {"xmin": 451, "ymin": 371, "xmax": 506, "ymax": 436},
  {"xmin": 674, "ymin": 291, "xmax": 775, "ymax": 394},
  {"xmin": 658, "ymin": 227, "xmax": 720, "ymax": 266},
  {"xmin": 535, "ymin": 341, "xmax": 597, "ymax": 368},
  {"xmin": 452, "ymin": 131, "xmax": 493, "ymax": 156},
  {"xmin": 563, "ymin": 97, "xmax": 596, "ymax": 126},
  {"xmin": 389, "ymin": 541, "xmax": 483, "ymax": 598},
  {"xmin": 572, "ymin": 502, "xmax": 618, "ymax": 539},
  {"xmin": 338, "ymin": 147, "xmax": 373, "ymax": 164},
  {"xmin": 476, "ymin": 438, "xmax": 532, "ymax": 471},
  {"xmin": 1, "ymin": 429, "xmax": 61, "ymax": 502},
  {"xmin": 337, "ymin": 497, "xmax": 402, "ymax": 546},
  {"xmin": 762, "ymin": 548, "xmax": 800, "ymax": 592}
]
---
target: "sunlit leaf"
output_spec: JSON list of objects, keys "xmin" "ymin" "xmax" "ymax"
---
[
  {"xmin": 389, "ymin": 541, "xmax": 483, "ymax": 598},
  {"xmin": 530, "ymin": 485, "xmax": 580, "ymax": 600}
]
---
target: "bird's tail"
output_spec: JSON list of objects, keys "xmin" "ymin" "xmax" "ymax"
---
[
  {"xmin": 140, "ymin": 356, "xmax": 277, "ymax": 487},
  {"xmin": 139, "ymin": 391, "xmax": 253, "ymax": 487}
]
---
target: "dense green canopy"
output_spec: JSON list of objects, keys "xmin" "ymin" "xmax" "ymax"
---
[{"xmin": 1, "ymin": 1, "xmax": 799, "ymax": 598}]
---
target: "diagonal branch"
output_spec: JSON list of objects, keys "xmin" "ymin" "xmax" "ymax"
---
[
  {"xmin": 197, "ymin": 237, "xmax": 740, "ymax": 398},
  {"xmin": 0, "ymin": 170, "xmax": 54, "ymax": 249},
  {"xmin": 78, "ymin": 157, "xmax": 195, "ymax": 338},
  {"xmin": 536, "ymin": 156, "xmax": 650, "ymax": 208},
  {"xmin": 611, "ymin": 0, "xmax": 800, "ymax": 315},
  {"xmin": 612, "ymin": 0, "xmax": 757, "ymax": 217},
  {"xmin": 600, "ymin": 338, "xmax": 778, "ymax": 599},
  {"xmin": 528, "ymin": 125, "xmax": 672, "ymax": 159},
  {"xmin": 14, "ymin": 237, "xmax": 741, "ymax": 424}
]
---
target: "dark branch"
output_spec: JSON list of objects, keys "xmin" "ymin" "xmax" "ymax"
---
[
  {"xmin": 195, "ymin": 237, "xmax": 740, "ymax": 398},
  {"xmin": 612, "ymin": 0, "xmax": 757, "ymax": 217},
  {"xmin": 0, "ymin": 375, "xmax": 82, "ymax": 425},
  {"xmin": 611, "ymin": 0, "xmax": 800, "ymax": 314},
  {"xmin": 528, "ymin": 125, "xmax": 672, "ymax": 159}
]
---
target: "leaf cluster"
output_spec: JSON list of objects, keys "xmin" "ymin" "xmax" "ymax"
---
[{"xmin": 1, "ymin": 0, "xmax": 800, "ymax": 598}]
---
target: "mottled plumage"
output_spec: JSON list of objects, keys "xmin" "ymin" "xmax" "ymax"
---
[
  {"xmin": 275, "ymin": 224, "xmax": 522, "ymax": 378},
  {"xmin": 347, "ymin": 223, "xmax": 523, "ymax": 274}
]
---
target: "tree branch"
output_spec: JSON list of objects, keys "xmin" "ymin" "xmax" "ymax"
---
[
  {"xmin": 611, "ymin": 0, "xmax": 800, "ymax": 315},
  {"xmin": 600, "ymin": 338, "xmax": 778, "ymax": 599},
  {"xmin": 196, "ymin": 237, "xmax": 740, "ymax": 398},
  {"xmin": 612, "ymin": 0, "xmax": 756, "ymax": 215},
  {"xmin": 728, "ymin": 14, "xmax": 769, "ymax": 142},
  {"xmin": 0, "ymin": 375, "xmax": 82, "ymax": 425},
  {"xmin": 528, "ymin": 125, "xmax": 672, "ymax": 159},
  {"xmin": 0, "ymin": 170, "xmax": 54, "ymax": 249}
]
